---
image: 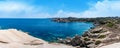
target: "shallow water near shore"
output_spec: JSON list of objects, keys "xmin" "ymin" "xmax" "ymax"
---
[{"xmin": 0, "ymin": 18, "xmax": 93, "ymax": 42}]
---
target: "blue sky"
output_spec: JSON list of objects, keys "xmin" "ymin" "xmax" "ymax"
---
[{"xmin": 0, "ymin": 0, "xmax": 120, "ymax": 18}]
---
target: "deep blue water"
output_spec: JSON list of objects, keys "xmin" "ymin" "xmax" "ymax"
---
[{"xmin": 0, "ymin": 18, "xmax": 93, "ymax": 42}]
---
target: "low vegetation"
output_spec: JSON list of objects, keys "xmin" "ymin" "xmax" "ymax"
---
[
  {"xmin": 95, "ymin": 40, "xmax": 101, "ymax": 45},
  {"xmin": 84, "ymin": 37, "xmax": 90, "ymax": 41},
  {"xmin": 107, "ymin": 22, "xmax": 114, "ymax": 27},
  {"xmin": 98, "ymin": 35, "xmax": 106, "ymax": 39}
]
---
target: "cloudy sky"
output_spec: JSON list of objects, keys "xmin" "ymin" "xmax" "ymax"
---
[{"xmin": 0, "ymin": 0, "xmax": 120, "ymax": 18}]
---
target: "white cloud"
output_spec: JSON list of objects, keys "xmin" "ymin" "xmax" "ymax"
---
[
  {"xmin": 0, "ymin": 1, "xmax": 44, "ymax": 18},
  {"xmin": 46, "ymin": 0, "xmax": 120, "ymax": 18},
  {"xmin": 53, "ymin": 10, "xmax": 81, "ymax": 18},
  {"xmin": 0, "ymin": 2, "xmax": 27, "ymax": 12},
  {"xmin": 80, "ymin": 0, "xmax": 120, "ymax": 18},
  {"xmin": 0, "ymin": 0, "xmax": 120, "ymax": 18}
]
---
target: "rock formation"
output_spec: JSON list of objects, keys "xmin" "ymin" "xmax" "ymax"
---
[{"xmin": 0, "ymin": 29, "xmax": 75, "ymax": 48}]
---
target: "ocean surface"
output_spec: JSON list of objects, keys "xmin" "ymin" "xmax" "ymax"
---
[{"xmin": 0, "ymin": 18, "xmax": 93, "ymax": 42}]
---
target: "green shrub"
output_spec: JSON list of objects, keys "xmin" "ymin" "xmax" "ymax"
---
[
  {"xmin": 95, "ymin": 40, "xmax": 101, "ymax": 45},
  {"xmin": 107, "ymin": 22, "xmax": 114, "ymax": 27},
  {"xmin": 84, "ymin": 37, "xmax": 90, "ymax": 41},
  {"xmin": 98, "ymin": 35, "xmax": 106, "ymax": 39}
]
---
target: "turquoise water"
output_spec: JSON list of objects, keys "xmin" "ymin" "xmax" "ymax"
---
[{"xmin": 0, "ymin": 18, "xmax": 93, "ymax": 42}]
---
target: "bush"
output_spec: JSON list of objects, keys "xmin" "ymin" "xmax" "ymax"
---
[
  {"xmin": 98, "ymin": 35, "xmax": 106, "ymax": 39},
  {"xmin": 95, "ymin": 40, "xmax": 101, "ymax": 45},
  {"xmin": 84, "ymin": 37, "xmax": 90, "ymax": 41},
  {"xmin": 107, "ymin": 22, "xmax": 114, "ymax": 27}
]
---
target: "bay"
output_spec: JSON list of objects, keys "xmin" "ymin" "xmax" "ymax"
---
[{"xmin": 0, "ymin": 18, "xmax": 93, "ymax": 42}]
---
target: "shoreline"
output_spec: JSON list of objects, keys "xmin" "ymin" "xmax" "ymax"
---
[
  {"xmin": 53, "ymin": 17, "xmax": 120, "ymax": 48},
  {"xmin": 57, "ymin": 25, "xmax": 101, "ymax": 48}
]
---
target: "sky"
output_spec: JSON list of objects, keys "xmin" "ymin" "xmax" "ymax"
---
[{"xmin": 0, "ymin": 0, "xmax": 120, "ymax": 18}]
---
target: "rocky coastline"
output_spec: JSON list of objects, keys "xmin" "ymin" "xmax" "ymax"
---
[
  {"xmin": 57, "ymin": 26, "xmax": 104, "ymax": 48},
  {"xmin": 53, "ymin": 17, "xmax": 120, "ymax": 48}
]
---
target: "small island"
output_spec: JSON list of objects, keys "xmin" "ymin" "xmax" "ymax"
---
[{"xmin": 53, "ymin": 17, "xmax": 120, "ymax": 48}]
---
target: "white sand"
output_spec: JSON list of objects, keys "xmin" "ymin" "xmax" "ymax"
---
[
  {"xmin": 100, "ymin": 43, "xmax": 120, "ymax": 48},
  {"xmin": 0, "ymin": 29, "xmax": 75, "ymax": 48}
]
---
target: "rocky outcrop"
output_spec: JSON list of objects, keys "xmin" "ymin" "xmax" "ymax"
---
[
  {"xmin": 58, "ymin": 35, "xmax": 96, "ymax": 48},
  {"xmin": 100, "ymin": 42, "xmax": 120, "ymax": 48},
  {"xmin": 0, "ymin": 29, "xmax": 75, "ymax": 48}
]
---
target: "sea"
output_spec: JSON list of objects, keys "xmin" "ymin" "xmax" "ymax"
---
[{"xmin": 0, "ymin": 18, "xmax": 94, "ymax": 42}]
